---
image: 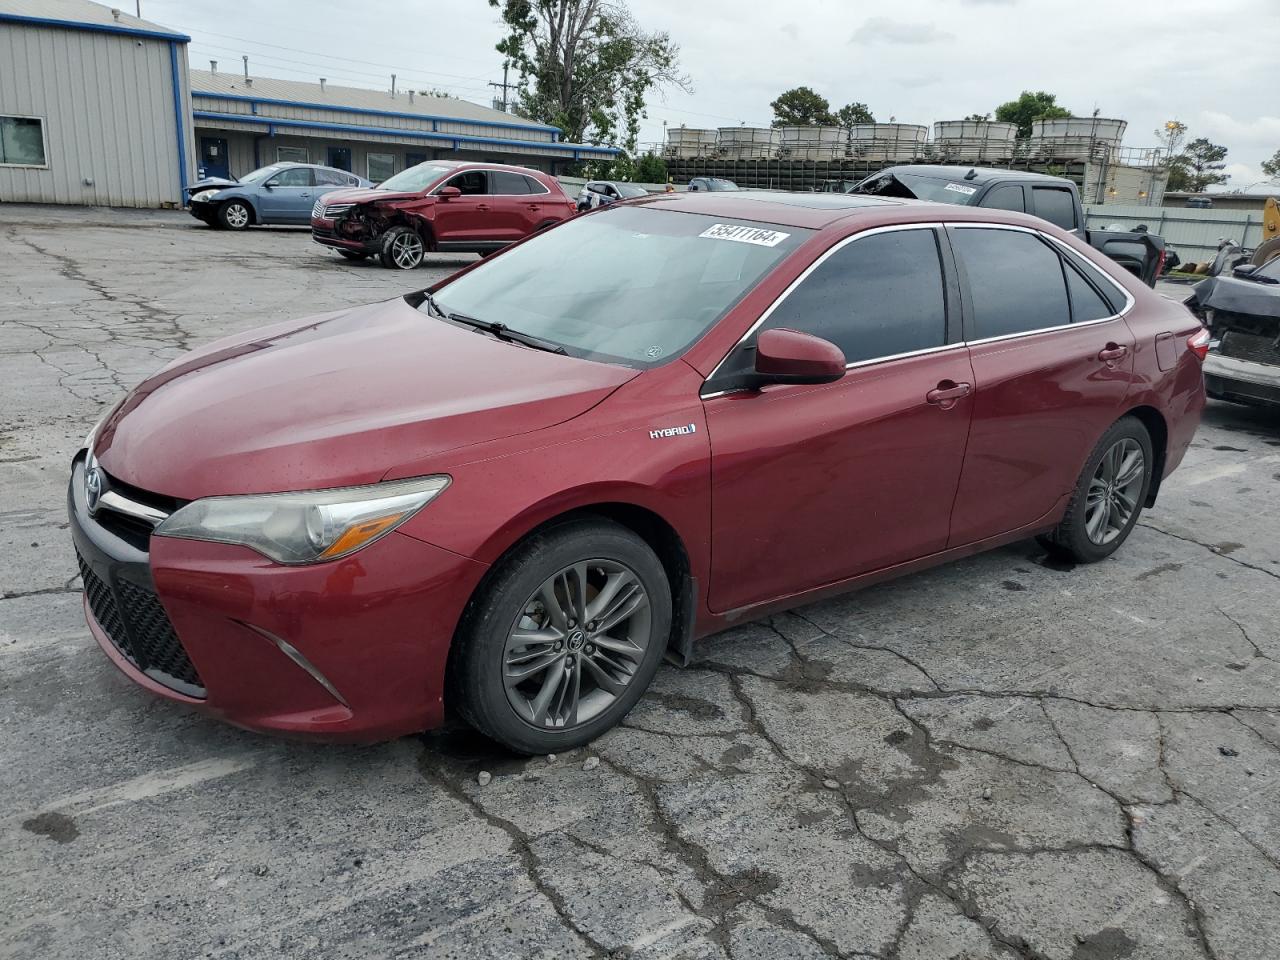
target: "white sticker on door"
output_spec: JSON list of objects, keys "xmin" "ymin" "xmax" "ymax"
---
[{"xmin": 699, "ymin": 224, "xmax": 791, "ymax": 247}]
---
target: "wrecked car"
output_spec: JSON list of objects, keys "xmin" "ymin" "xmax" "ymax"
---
[
  {"xmin": 1186, "ymin": 256, "xmax": 1280, "ymax": 407},
  {"xmin": 855, "ymin": 166, "xmax": 1168, "ymax": 286},
  {"xmin": 310, "ymin": 161, "xmax": 576, "ymax": 269}
]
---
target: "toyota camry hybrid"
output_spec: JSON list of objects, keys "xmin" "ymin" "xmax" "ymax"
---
[{"xmin": 70, "ymin": 191, "xmax": 1207, "ymax": 754}]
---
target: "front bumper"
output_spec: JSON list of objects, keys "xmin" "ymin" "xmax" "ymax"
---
[
  {"xmin": 69, "ymin": 455, "xmax": 488, "ymax": 741},
  {"xmin": 1204, "ymin": 351, "xmax": 1280, "ymax": 406},
  {"xmin": 311, "ymin": 221, "xmax": 374, "ymax": 254},
  {"xmin": 189, "ymin": 200, "xmax": 216, "ymax": 222}
]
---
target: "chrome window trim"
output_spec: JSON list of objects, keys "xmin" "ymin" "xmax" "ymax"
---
[{"xmin": 701, "ymin": 220, "xmax": 1137, "ymax": 400}]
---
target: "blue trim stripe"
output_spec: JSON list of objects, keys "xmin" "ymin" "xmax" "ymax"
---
[
  {"xmin": 191, "ymin": 91, "xmax": 562, "ymax": 136},
  {"xmin": 191, "ymin": 111, "xmax": 620, "ymax": 156},
  {"xmin": 0, "ymin": 12, "xmax": 189, "ymax": 41},
  {"xmin": 168, "ymin": 43, "xmax": 190, "ymax": 200}
]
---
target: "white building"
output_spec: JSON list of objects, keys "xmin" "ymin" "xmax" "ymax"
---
[{"xmin": 0, "ymin": 0, "xmax": 195, "ymax": 207}]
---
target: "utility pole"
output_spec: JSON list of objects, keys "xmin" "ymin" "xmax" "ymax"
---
[{"xmin": 489, "ymin": 62, "xmax": 515, "ymax": 112}]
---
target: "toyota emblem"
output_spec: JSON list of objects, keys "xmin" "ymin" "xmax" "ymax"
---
[{"xmin": 85, "ymin": 466, "xmax": 103, "ymax": 515}]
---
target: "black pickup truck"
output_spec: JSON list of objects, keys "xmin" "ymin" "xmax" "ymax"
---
[{"xmin": 855, "ymin": 165, "xmax": 1166, "ymax": 286}]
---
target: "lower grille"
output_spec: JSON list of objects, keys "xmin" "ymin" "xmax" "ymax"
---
[
  {"xmin": 77, "ymin": 552, "xmax": 205, "ymax": 696},
  {"xmin": 1219, "ymin": 329, "xmax": 1280, "ymax": 366}
]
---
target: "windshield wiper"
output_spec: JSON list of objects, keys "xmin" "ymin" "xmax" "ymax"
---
[{"xmin": 426, "ymin": 295, "xmax": 566, "ymax": 355}]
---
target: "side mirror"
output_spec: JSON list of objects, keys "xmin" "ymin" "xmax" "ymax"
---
[
  {"xmin": 262, "ymin": 181, "xmax": 275, "ymax": 189},
  {"xmin": 754, "ymin": 328, "xmax": 846, "ymax": 385},
  {"xmin": 1232, "ymin": 263, "xmax": 1259, "ymax": 278},
  {"xmin": 438, "ymin": 186, "xmax": 462, "ymax": 200}
]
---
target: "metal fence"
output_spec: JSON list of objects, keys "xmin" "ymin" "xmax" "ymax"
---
[{"xmin": 1084, "ymin": 204, "xmax": 1266, "ymax": 257}]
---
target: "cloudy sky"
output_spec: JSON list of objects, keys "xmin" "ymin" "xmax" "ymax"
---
[{"xmin": 144, "ymin": 0, "xmax": 1279, "ymax": 189}]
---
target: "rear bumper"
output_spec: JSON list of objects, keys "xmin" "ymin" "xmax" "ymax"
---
[
  {"xmin": 69, "ymin": 456, "xmax": 489, "ymax": 741},
  {"xmin": 1204, "ymin": 352, "xmax": 1280, "ymax": 406}
]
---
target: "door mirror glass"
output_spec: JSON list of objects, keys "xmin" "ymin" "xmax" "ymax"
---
[
  {"xmin": 754, "ymin": 328, "xmax": 846, "ymax": 385},
  {"xmin": 438, "ymin": 186, "xmax": 462, "ymax": 199}
]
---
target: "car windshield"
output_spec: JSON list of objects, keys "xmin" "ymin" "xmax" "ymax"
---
[
  {"xmin": 377, "ymin": 163, "xmax": 456, "ymax": 192},
  {"xmin": 238, "ymin": 164, "xmax": 288, "ymax": 185},
  {"xmin": 857, "ymin": 172, "xmax": 978, "ymax": 205},
  {"xmin": 425, "ymin": 205, "xmax": 810, "ymax": 368},
  {"xmin": 1256, "ymin": 257, "xmax": 1280, "ymax": 282}
]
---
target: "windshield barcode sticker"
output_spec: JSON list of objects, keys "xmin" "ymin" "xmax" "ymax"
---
[
  {"xmin": 945, "ymin": 183, "xmax": 978, "ymax": 196},
  {"xmin": 699, "ymin": 224, "xmax": 790, "ymax": 247}
]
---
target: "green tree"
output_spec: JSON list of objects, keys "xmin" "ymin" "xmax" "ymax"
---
[
  {"xmin": 834, "ymin": 102, "xmax": 874, "ymax": 129},
  {"xmin": 770, "ymin": 86, "xmax": 835, "ymax": 127},
  {"xmin": 489, "ymin": 0, "xmax": 689, "ymax": 152},
  {"xmin": 632, "ymin": 151, "xmax": 667, "ymax": 183},
  {"xmin": 1168, "ymin": 137, "xmax": 1229, "ymax": 193},
  {"xmin": 993, "ymin": 90, "xmax": 1072, "ymax": 139},
  {"xmin": 1261, "ymin": 148, "xmax": 1280, "ymax": 180}
]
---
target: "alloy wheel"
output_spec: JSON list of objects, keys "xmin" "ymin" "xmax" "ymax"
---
[
  {"xmin": 1085, "ymin": 437, "xmax": 1145, "ymax": 545},
  {"xmin": 391, "ymin": 232, "xmax": 424, "ymax": 268},
  {"xmin": 224, "ymin": 203, "xmax": 249, "ymax": 229},
  {"xmin": 502, "ymin": 560, "xmax": 653, "ymax": 730}
]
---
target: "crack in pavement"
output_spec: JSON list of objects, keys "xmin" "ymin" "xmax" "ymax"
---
[{"xmin": 1138, "ymin": 521, "xmax": 1280, "ymax": 582}]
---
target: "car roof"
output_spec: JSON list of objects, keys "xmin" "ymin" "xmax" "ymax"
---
[
  {"xmin": 876, "ymin": 165, "xmax": 1070, "ymax": 184},
  {"xmin": 630, "ymin": 188, "xmax": 1079, "ymax": 234},
  {"xmin": 449, "ymin": 161, "xmax": 550, "ymax": 177}
]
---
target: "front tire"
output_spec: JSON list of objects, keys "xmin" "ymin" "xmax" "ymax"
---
[
  {"xmin": 453, "ymin": 519, "xmax": 672, "ymax": 754},
  {"xmin": 1039, "ymin": 416, "xmax": 1153, "ymax": 563},
  {"xmin": 218, "ymin": 200, "xmax": 251, "ymax": 231},
  {"xmin": 378, "ymin": 226, "xmax": 425, "ymax": 269}
]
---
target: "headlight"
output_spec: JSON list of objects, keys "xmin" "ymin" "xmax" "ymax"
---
[
  {"xmin": 154, "ymin": 475, "xmax": 450, "ymax": 564},
  {"xmin": 191, "ymin": 190, "xmax": 218, "ymax": 202},
  {"xmin": 323, "ymin": 203, "xmax": 354, "ymax": 217}
]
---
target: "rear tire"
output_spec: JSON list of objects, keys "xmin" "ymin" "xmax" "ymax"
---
[
  {"xmin": 1038, "ymin": 416, "xmax": 1153, "ymax": 564},
  {"xmin": 378, "ymin": 226, "xmax": 425, "ymax": 269},
  {"xmin": 452, "ymin": 519, "xmax": 671, "ymax": 755}
]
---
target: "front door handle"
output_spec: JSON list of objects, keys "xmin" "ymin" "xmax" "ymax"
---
[
  {"xmin": 475, "ymin": 203, "xmax": 490, "ymax": 212},
  {"xmin": 926, "ymin": 380, "xmax": 973, "ymax": 408},
  {"xmin": 527, "ymin": 203, "xmax": 541, "ymax": 210},
  {"xmin": 1098, "ymin": 343, "xmax": 1128, "ymax": 362}
]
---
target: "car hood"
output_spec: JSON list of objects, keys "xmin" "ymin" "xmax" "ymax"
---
[
  {"xmin": 95, "ymin": 297, "xmax": 637, "ymax": 500},
  {"xmin": 317, "ymin": 186, "xmax": 424, "ymax": 207},
  {"xmin": 188, "ymin": 176, "xmax": 238, "ymax": 195}
]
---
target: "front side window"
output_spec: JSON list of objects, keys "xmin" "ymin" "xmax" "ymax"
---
[
  {"xmin": 1032, "ymin": 187, "xmax": 1077, "ymax": 230},
  {"xmin": 367, "ymin": 153, "xmax": 395, "ymax": 182},
  {"xmin": 427, "ymin": 206, "xmax": 810, "ymax": 367},
  {"xmin": 759, "ymin": 228, "xmax": 948, "ymax": 364},
  {"xmin": 441, "ymin": 171, "xmax": 488, "ymax": 195},
  {"xmin": 276, "ymin": 146, "xmax": 308, "ymax": 163},
  {"xmin": 0, "ymin": 116, "xmax": 46, "ymax": 166},
  {"xmin": 951, "ymin": 228, "xmax": 1071, "ymax": 339},
  {"xmin": 268, "ymin": 167, "xmax": 312, "ymax": 187},
  {"xmin": 984, "ymin": 184, "xmax": 1025, "ymax": 212}
]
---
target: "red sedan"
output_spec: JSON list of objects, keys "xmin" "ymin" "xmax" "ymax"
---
[
  {"xmin": 70, "ymin": 192, "xmax": 1207, "ymax": 753},
  {"xmin": 310, "ymin": 160, "xmax": 576, "ymax": 269}
]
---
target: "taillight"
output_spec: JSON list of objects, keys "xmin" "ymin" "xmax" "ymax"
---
[
  {"xmin": 1156, "ymin": 249, "xmax": 1167, "ymax": 278},
  {"xmin": 1187, "ymin": 328, "xmax": 1211, "ymax": 361}
]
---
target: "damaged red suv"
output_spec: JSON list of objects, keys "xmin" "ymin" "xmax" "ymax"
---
[
  {"xmin": 311, "ymin": 160, "xmax": 576, "ymax": 269},
  {"xmin": 71, "ymin": 192, "xmax": 1206, "ymax": 754}
]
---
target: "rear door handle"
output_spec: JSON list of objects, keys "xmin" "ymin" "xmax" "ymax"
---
[
  {"xmin": 527, "ymin": 203, "xmax": 541, "ymax": 210},
  {"xmin": 1098, "ymin": 344, "xmax": 1129, "ymax": 362},
  {"xmin": 926, "ymin": 381, "xmax": 972, "ymax": 406},
  {"xmin": 476, "ymin": 203, "xmax": 490, "ymax": 212}
]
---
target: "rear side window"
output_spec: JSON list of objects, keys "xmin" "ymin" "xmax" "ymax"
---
[
  {"xmin": 1063, "ymin": 260, "xmax": 1115, "ymax": 322},
  {"xmin": 1032, "ymin": 187, "xmax": 1077, "ymax": 230},
  {"xmin": 522, "ymin": 175, "xmax": 549, "ymax": 194},
  {"xmin": 491, "ymin": 171, "xmax": 533, "ymax": 194},
  {"xmin": 951, "ymin": 228, "xmax": 1070, "ymax": 339},
  {"xmin": 984, "ymin": 184, "xmax": 1025, "ymax": 212},
  {"xmin": 316, "ymin": 168, "xmax": 348, "ymax": 186},
  {"xmin": 764, "ymin": 228, "xmax": 948, "ymax": 364}
]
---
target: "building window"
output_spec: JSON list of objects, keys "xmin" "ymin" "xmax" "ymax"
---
[
  {"xmin": 0, "ymin": 115, "xmax": 47, "ymax": 167},
  {"xmin": 367, "ymin": 153, "xmax": 395, "ymax": 183},
  {"xmin": 276, "ymin": 146, "xmax": 309, "ymax": 163}
]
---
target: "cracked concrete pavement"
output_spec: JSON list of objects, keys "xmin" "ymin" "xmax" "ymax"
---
[{"xmin": 2, "ymin": 205, "xmax": 1279, "ymax": 960}]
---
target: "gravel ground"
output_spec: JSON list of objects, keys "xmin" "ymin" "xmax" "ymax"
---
[{"xmin": 2, "ymin": 205, "xmax": 1279, "ymax": 960}]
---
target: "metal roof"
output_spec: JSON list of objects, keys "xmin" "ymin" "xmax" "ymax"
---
[
  {"xmin": 0, "ymin": 0, "xmax": 188, "ymax": 40},
  {"xmin": 189, "ymin": 69, "xmax": 559, "ymax": 135}
]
